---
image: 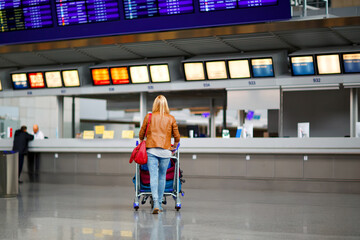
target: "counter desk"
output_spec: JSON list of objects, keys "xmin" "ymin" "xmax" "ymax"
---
[{"xmin": 1, "ymin": 138, "xmax": 360, "ymax": 193}]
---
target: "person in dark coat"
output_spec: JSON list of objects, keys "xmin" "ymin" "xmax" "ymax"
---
[{"xmin": 12, "ymin": 126, "xmax": 34, "ymax": 183}]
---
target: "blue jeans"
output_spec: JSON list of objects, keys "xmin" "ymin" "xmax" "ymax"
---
[{"xmin": 147, "ymin": 153, "xmax": 170, "ymax": 204}]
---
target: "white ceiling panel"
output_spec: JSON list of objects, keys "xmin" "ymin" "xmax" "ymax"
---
[
  {"xmin": 168, "ymin": 37, "xmax": 237, "ymax": 55},
  {"xmin": 123, "ymin": 41, "xmax": 188, "ymax": 57},
  {"xmin": 1, "ymin": 52, "xmax": 55, "ymax": 66},
  {"xmin": 275, "ymin": 29, "xmax": 350, "ymax": 48},
  {"xmin": 222, "ymin": 34, "xmax": 291, "ymax": 51},
  {"xmin": 332, "ymin": 26, "xmax": 360, "ymax": 44},
  {"xmin": 79, "ymin": 45, "xmax": 140, "ymax": 60},
  {"xmin": 39, "ymin": 49, "xmax": 96, "ymax": 63}
]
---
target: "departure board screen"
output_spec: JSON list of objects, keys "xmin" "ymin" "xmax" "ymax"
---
[
  {"xmin": 1, "ymin": 0, "xmax": 290, "ymax": 45},
  {"xmin": 12, "ymin": 73, "xmax": 29, "ymax": 89},
  {"xmin": 28, "ymin": 72, "xmax": 45, "ymax": 88},
  {"xmin": 251, "ymin": 58, "xmax": 274, "ymax": 77},
  {"xmin": 343, "ymin": 53, "xmax": 360, "ymax": 73},
  {"xmin": 158, "ymin": 0, "xmax": 194, "ymax": 15},
  {"xmin": 110, "ymin": 67, "xmax": 130, "ymax": 84},
  {"xmin": 0, "ymin": 0, "xmax": 52, "ymax": 32},
  {"xmin": 290, "ymin": 56, "xmax": 315, "ymax": 76},
  {"xmin": 123, "ymin": 0, "xmax": 158, "ymax": 19},
  {"xmin": 238, "ymin": 0, "xmax": 278, "ymax": 8},
  {"xmin": 199, "ymin": 0, "xmax": 237, "ymax": 12},
  {"xmin": 86, "ymin": 0, "xmax": 120, "ymax": 23}
]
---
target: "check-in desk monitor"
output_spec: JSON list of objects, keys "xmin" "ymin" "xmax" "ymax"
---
[
  {"xmin": 290, "ymin": 56, "xmax": 315, "ymax": 76},
  {"xmin": 184, "ymin": 62, "xmax": 205, "ymax": 81},
  {"xmin": 45, "ymin": 71, "xmax": 63, "ymax": 88},
  {"xmin": 251, "ymin": 58, "xmax": 274, "ymax": 77},
  {"xmin": 316, "ymin": 54, "xmax": 341, "ymax": 75},
  {"xmin": 62, "ymin": 70, "xmax": 80, "ymax": 87},
  {"xmin": 150, "ymin": 64, "xmax": 171, "ymax": 83},
  {"xmin": 205, "ymin": 61, "xmax": 227, "ymax": 80},
  {"xmin": 343, "ymin": 53, "xmax": 360, "ymax": 73},
  {"xmin": 92, "ymin": 68, "xmax": 111, "ymax": 85},
  {"xmin": 28, "ymin": 72, "xmax": 46, "ymax": 88},
  {"xmin": 129, "ymin": 66, "xmax": 150, "ymax": 83},
  {"xmin": 12, "ymin": 73, "xmax": 29, "ymax": 89},
  {"xmin": 228, "ymin": 59, "xmax": 251, "ymax": 79},
  {"xmin": 110, "ymin": 67, "xmax": 130, "ymax": 84}
]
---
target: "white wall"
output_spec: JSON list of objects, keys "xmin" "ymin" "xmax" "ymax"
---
[{"xmin": 283, "ymin": 89, "xmax": 350, "ymax": 137}]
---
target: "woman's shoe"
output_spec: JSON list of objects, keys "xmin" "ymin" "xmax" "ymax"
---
[{"xmin": 152, "ymin": 202, "xmax": 160, "ymax": 214}]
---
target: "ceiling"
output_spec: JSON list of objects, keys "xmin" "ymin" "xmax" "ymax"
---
[{"xmin": 0, "ymin": 16, "xmax": 359, "ymax": 69}]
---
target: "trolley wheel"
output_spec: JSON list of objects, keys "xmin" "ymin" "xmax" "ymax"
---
[
  {"xmin": 150, "ymin": 197, "xmax": 154, "ymax": 209},
  {"xmin": 133, "ymin": 202, "xmax": 140, "ymax": 211},
  {"xmin": 175, "ymin": 203, "xmax": 181, "ymax": 211}
]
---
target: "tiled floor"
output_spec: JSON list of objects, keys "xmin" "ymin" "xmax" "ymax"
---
[{"xmin": 1, "ymin": 183, "xmax": 360, "ymax": 240}]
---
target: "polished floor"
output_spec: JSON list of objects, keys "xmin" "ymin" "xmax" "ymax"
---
[{"xmin": 1, "ymin": 183, "xmax": 360, "ymax": 240}]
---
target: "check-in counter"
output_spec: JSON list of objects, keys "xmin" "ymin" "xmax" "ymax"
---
[{"xmin": 1, "ymin": 138, "xmax": 360, "ymax": 193}]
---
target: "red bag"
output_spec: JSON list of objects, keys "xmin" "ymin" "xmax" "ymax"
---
[{"xmin": 129, "ymin": 113, "xmax": 152, "ymax": 165}]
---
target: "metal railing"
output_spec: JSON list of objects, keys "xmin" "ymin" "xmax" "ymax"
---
[{"xmin": 291, "ymin": 0, "xmax": 329, "ymax": 18}]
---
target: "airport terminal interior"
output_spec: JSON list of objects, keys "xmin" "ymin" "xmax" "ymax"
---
[{"xmin": 1, "ymin": 0, "xmax": 360, "ymax": 239}]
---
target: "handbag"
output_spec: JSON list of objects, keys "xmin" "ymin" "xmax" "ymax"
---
[{"xmin": 129, "ymin": 113, "xmax": 152, "ymax": 165}]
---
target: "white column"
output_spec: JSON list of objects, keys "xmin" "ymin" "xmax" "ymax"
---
[
  {"xmin": 57, "ymin": 96, "xmax": 64, "ymax": 138},
  {"xmin": 140, "ymin": 92, "xmax": 147, "ymax": 126},
  {"xmin": 350, "ymin": 88, "xmax": 358, "ymax": 137}
]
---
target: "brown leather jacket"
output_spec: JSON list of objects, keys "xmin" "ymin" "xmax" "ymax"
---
[{"xmin": 139, "ymin": 112, "xmax": 180, "ymax": 150}]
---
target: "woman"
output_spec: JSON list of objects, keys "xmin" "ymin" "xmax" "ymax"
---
[{"xmin": 139, "ymin": 95, "xmax": 180, "ymax": 214}]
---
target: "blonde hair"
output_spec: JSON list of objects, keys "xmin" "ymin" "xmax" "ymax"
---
[{"xmin": 152, "ymin": 95, "xmax": 170, "ymax": 116}]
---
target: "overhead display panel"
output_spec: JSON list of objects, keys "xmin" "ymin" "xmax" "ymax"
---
[
  {"xmin": 0, "ymin": 0, "xmax": 290, "ymax": 45},
  {"xmin": 28, "ymin": 72, "xmax": 45, "ymax": 88},
  {"xmin": 110, "ymin": 67, "xmax": 130, "ymax": 84},
  {"xmin": 45, "ymin": 71, "xmax": 63, "ymax": 88},
  {"xmin": 158, "ymin": 0, "xmax": 194, "ymax": 15},
  {"xmin": 228, "ymin": 59, "xmax": 250, "ymax": 79},
  {"xmin": 251, "ymin": 58, "xmax": 274, "ymax": 77},
  {"xmin": 62, "ymin": 70, "xmax": 80, "ymax": 87},
  {"xmin": 129, "ymin": 66, "xmax": 150, "ymax": 83},
  {"xmin": 0, "ymin": 79, "xmax": 2, "ymax": 91},
  {"xmin": 316, "ymin": 54, "xmax": 341, "ymax": 75},
  {"xmin": 91, "ymin": 68, "xmax": 111, "ymax": 85},
  {"xmin": 343, "ymin": 53, "xmax": 360, "ymax": 73},
  {"xmin": 184, "ymin": 62, "xmax": 205, "ymax": 81},
  {"xmin": 199, "ymin": 0, "xmax": 237, "ymax": 12},
  {"xmin": 205, "ymin": 61, "xmax": 227, "ymax": 80},
  {"xmin": 149, "ymin": 64, "xmax": 170, "ymax": 82},
  {"xmin": 290, "ymin": 56, "xmax": 315, "ymax": 76},
  {"xmin": 12, "ymin": 73, "xmax": 29, "ymax": 89},
  {"xmin": 0, "ymin": 0, "xmax": 53, "ymax": 32},
  {"xmin": 123, "ymin": 0, "xmax": 158, "ymax": 19}
]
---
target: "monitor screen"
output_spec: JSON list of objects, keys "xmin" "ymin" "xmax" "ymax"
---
[
  {"xmin": 45, "ymin": 71, "xmax": 63, "ymax": 88},
  {"xmin": 184, "ymin": 62, "xmax": 205, "ymax": 81},
  {"xmin": 12, "ymin": 73, "xmax": 29, "ymax": 89},
  {"xmin": 129, "ymin": 66, "xmax": 150, "ymax": 83},
  {"xmin": 206, "ymin": 61, "xmax": 227, "ymax": 80},
  {"xmin": 56, "ymin": 0, "xmax": 120, "ymax": 26},
  {"xmin": 290, "ymin": 56, "xmax": 315, "ymax": 76},
  {"xmin": 228, "ymin": 59, "xmax": 251, "ymax": 79},
  {"xmin": 91, "ymin": 68, "xmax": 111, "ymax": 85},
  {"xmin": 0, "ymin": 80, "xmax": 2, "ymax": 91},
  {"xmin": 158, "ymin": 0, "xmax": 194, "ymax": 16},
  {"xmin": 150, "ymin": 64, "xmax": 171, "ymax": 83},
  {"xmin": 343, "ymin": 53, "xmax": 360, "ymax": 73},
  {"xmin": 316, "ymin": 54, "xmax": 341, "ymax": 75},
  {"xmin": 0, "ymin": 0, "xmax": 53, "ymax": 32},
  {"xmin": 28, "ymin": 72, "xmax": 45, "ymax": 88},
  {"xmin": 62, "ymin": 70, "xmax": 80, "ymax": 87},
  {"xmin": 251, "ymin": 58, "xmax": 274, "ymax": 77},
  {"xmin": 110, "ymin": 67, "xmax": 130, "ymax": 84}
]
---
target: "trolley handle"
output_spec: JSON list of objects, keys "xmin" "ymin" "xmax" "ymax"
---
[{"xmin": 172, "ymin": 143, "xmax": 180, "ymax": 153}]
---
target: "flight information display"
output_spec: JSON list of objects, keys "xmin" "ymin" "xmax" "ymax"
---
[
  {"xmin": 1, "ymin": 0, "xmax": 290, "ymax": 45},
  {"xmin": 158, "ymin": 0, "xmax": 194, "ymax": 15},
  {"xmin": 123, "ymin": 0, "xmax": 158, "ymax": 19},
  {"xmin": 199, "ymin": 0, "xmax": 237, "ymax": 12},
  {"xmin": 0, "ymin": 0, "xmax": 52, "ymax": 32},
  {"xmin": 86, "ymin": 0, "xmax": 120, "ymax": 23},
  {"xmin": 238, "ymin": 0, "xmax": 278, "ymax": 8}
]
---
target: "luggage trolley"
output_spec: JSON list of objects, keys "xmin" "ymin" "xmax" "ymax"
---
[{"xmin": 133, "ymin": 144, "xmax": 183, "ymax": 211}]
